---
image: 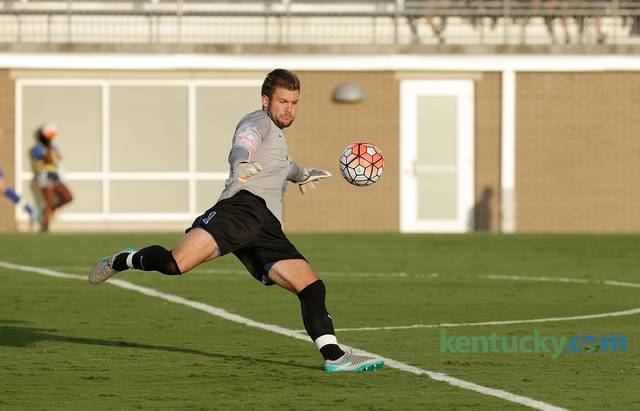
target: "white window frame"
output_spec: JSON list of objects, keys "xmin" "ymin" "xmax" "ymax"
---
[{"xmin": 14, "ymin": 78, "xmax": 262, "ymax": 223}]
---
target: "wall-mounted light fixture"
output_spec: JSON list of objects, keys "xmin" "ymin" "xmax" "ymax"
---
[{"xmin": 332, "ymin": 81, "xmax": 365, "ymax": 103}]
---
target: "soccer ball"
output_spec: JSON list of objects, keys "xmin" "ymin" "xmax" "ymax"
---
[{"xmin": 339, "ymin": 142, "xmax": 384, "ymax": 186}]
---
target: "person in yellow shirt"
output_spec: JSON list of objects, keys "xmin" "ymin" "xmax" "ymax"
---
[{"xmin": 31, "ymin": 123, "xmax": 73, "ymax": 232}]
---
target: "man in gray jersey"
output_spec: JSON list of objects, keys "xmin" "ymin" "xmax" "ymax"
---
[{"xmin": 88, "ymin": 69, "xmax": 384, "ymax": 373}]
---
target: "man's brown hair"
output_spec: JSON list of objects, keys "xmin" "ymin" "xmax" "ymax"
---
[{"xmin": 261, "ymin": 69, "xmax": 300, "ymax": 98}]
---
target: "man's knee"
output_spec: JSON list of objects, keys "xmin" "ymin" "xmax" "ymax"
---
[{"xmin": 269, "ymin": 259, "xmax": 318, "ymax": 292}]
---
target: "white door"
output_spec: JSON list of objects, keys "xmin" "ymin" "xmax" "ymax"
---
[{"xmin": 400, "ymin": 80, "xmax": 475, "ymax": 233}]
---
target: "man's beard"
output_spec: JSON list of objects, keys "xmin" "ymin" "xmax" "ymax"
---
[
  {"xmin": 275, "ymin": 118, "xmax": 294, "ymax": 129},
  {"xmin": 267, "ymin": 109, "xmax": 294, "ymax": 129}
]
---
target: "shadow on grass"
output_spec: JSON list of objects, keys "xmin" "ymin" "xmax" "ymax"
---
[{"xmin": 0, "ymin": 322, "xmax": 317, "ymax": 371}]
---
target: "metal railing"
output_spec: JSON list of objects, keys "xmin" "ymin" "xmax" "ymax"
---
[{"xmin": 0, "ymin": 1, "xmax": 638, "ymax": 48}]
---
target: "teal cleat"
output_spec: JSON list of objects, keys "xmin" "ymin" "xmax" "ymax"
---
[
  {"xmin": 88, "ymin": 248, "xmax": 136, "ymax": 285},
  {"xmin": 324, "ymin": 351, "xmax": 384, "ymax": 373}
]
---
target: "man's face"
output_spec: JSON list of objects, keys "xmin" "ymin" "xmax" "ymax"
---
[{"xmin": 263, "ymin": 86, "xmax": 299, "ymax": 129}]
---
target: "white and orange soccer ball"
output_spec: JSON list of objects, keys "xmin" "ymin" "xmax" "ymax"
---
[{"xmin": 339, "ymin": 142, "xmax": 384, "ymax": 187}]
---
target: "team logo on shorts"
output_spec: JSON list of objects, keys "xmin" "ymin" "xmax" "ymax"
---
[{"xmin": 201, "ymin": 211, "xmax": 216, "ymax": 224}]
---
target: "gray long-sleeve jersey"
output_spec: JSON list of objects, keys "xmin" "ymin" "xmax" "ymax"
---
[{"xmin": 217, "ymin": 109, "xmax": 306, "ymax": 223}]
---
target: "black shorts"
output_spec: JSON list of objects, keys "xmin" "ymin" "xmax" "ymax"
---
[{"xmin": 188, "ymin": 190, "xmax": 306, "ymax": 285}]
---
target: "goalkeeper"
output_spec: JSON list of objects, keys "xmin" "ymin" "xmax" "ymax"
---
[{"xmin": 89, "ymin": 69, "xmax": 384, "ymax": 373}]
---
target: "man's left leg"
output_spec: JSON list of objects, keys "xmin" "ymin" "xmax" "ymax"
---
[
  {"xmin": 89, "ymin": 228, "xmax": 219, "ymax": 284},
  {"xmin": 268, "ymin": 259, "xmax": 384, "ymax": 372}
]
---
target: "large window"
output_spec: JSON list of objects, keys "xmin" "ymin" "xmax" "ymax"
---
[{"xmin": 15, "ymin": 79, "xmax": 261, "ymax": 225}]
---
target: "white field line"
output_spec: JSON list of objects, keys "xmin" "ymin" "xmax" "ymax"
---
[
  {"xmin": 329, "ymin": 274, "xmax": 640, "ymax": 332},
  {"xmin": 331, "ymin": 307, "xmax": 640, "ymax": 332},
  {"xmin": 48, "ymin": 265, "xmax": 249, "ymax": 275},
  {"xmin": 486, "ymin": 274, "xmax": 640, "ymax": 289},
  {"xmin": 486, "ymin": 275, "xmax": 590, "ymax": 284},
  {"xmin": 50, "ymin": 267, "xmax": 640, "ymax": 286},
  {"xmin": 0, "ymin": 260, "xmax": 565, "ymax": 411},
  {"xmin": 50, "ymin": 265, "xmax": 424, "ymax": 278},
  {"xmin": 603, "ymin": 280, "xmax": 640, "ymax": 288}
]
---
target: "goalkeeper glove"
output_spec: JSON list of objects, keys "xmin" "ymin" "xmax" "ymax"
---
[
  {"xmin": 235, "ymin": 161, "xmax": 262, "ymax": 183},
  {"xmin": 298, "ymin": 168, "xmax": 331, "ymax": 195}
]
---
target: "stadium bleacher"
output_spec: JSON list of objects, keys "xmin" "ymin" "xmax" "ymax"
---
[{"xmin": 0, "ymin": 0, "xmax": 638, "ymax": 48}]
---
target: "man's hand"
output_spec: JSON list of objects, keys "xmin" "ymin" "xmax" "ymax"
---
[
  {"xmin": 298, "ymin": 168, "xmax": 331, "ymax": 195},
  {"xmin": 235, "ymin": 161, "xmax": 262, "ymax": 183}
]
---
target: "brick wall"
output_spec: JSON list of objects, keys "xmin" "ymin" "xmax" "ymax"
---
[
  {"xmin": 282, "ymin": 71, "xmax": 504, "ymax": 233},
  {"xmin": 283, "ymin": 71, "xmax": 400, "ymax": 233},
  {"xmin": 11, "ymin": 69, "xmax": 637, "ymax": 233},
  {"xmin": 0, "ymin": 70, "xmax": 17, "ymax": 233},
  {"xmin": 474, "ymin": 72, "xmax": 502, "ymax": 232},
  {"xmin": 517, "ymin": 72, "xmax": 640, "ymax": 232}
]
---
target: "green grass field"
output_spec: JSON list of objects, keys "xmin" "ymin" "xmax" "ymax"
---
[{"xmin": 1, "ymin": 233, "xmax": 639, "ymax": 410}]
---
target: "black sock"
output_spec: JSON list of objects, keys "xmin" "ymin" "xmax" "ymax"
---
[
  {"xmin": 298, "ymin": 280, "xmax": 345, "ymax": 361},
  {"xmin": 113, "ymin": 245, "xmax": 182, "ymax": 275},
  {"xmin": 112, "ymin": 253, "xmax": 130, "ymax": 271},
  {"xmin": 320, "ymin": 345, "xmax": 345, "ymax": 361}
]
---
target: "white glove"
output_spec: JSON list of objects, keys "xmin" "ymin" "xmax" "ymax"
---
[
  {"xmin": 235, "ymin": 161, "xmax": 262, "ymax": 183},
  {"xmin": 298, "ymin": 168, "xmax": 331, "ymax": 195}
]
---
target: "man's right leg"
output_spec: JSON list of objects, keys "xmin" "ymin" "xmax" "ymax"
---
[
  {"xmin": 268, "ymin": 260, "xmax": 384, "ymax": 372},
  {"xmin": 89, "ymin": 228, "xmax": 219, "ymax": 284}
]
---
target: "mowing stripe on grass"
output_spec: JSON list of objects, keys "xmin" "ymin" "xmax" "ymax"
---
[{"xmin": 0, "ymin": 260, "xmax": 566, "ymax": 411}]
